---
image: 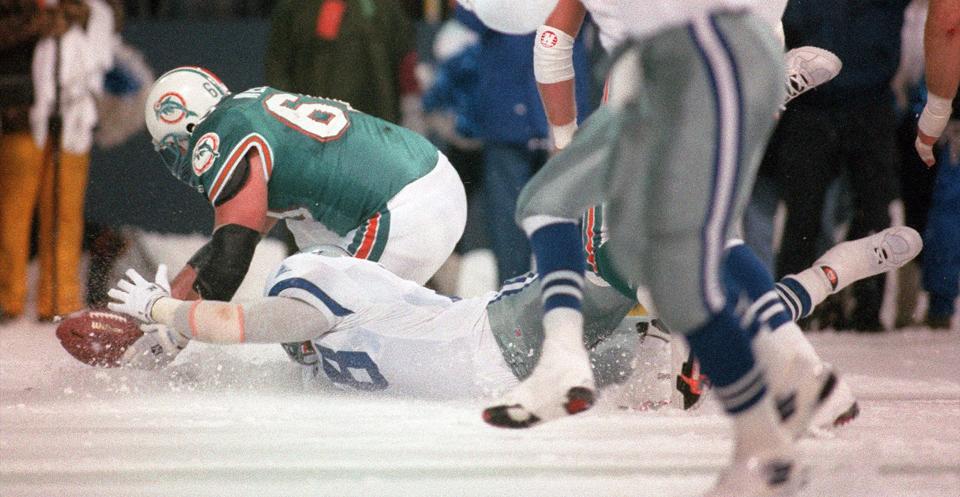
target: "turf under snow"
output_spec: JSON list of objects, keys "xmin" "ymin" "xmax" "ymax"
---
[
  {"xmin": 2, "ymin": 313, "xmax": 957, "ymax": 497},
  {"xmin": 2, "ymin": 236, "xmax": 958, "ymax": 496}
]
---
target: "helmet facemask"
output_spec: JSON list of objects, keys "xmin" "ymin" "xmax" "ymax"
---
[
  {"xmin": 144, "ymin": 66, "xmax": 230, "ymax": 185},
  {"xmin": 154, "ymin": 133, "xmax": 192, "ymax": 182}
]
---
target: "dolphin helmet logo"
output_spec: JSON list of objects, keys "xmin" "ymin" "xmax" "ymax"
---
[
  {"xmin": 154, "ymin": 92, "xmax": 197, "ymax": 124},
  {"xmin": 192, "ymin": 132, "xmax": 221, "ymax": 176}
]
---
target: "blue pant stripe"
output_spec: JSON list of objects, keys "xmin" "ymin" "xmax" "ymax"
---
[
  {"xmin": 268, "ymin": 277, "xmax": 354, "ymax": 317},
  {"xmin": 689, "ymin": 15, "xmax": 745, "ymax": 314}
]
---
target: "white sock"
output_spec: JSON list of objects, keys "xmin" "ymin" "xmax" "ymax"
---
[
  {"xmin": 751, "ymin": 322, "xmax": 823, "ymax": 393},
  {"xmin": 543, "ymin": 307, "xmax": 585, "ymax": 350},
  {"xmin": 731, "ymin": 396, "xmax": 791, "ymax": 459},
  {"xmin": 768, "ymin": 321, "xmax": 823, "ymax": 366},
  {"xmin": 752, "ymin": 330, "xmax": 789, "ymax": 378},
  {"xmin": 786, "ymin": 266, "xmax": 833, "ymax": 307}
]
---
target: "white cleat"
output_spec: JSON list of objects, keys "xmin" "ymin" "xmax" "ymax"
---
[
  {"xmin": 483, "ymin": 340, "xmax": 595, "ymax": 428},
  {"xmin": 704, "ymin": 449, "xmax": 800, "ymax": 497},
  {"xmin": 783, "ymin": 46, "xmax": 842, "ymax": 106},
  {"xmin": 770, "ymin": 358, "xmax": 840, "ymax": 439},
  {"xmin": 810, "ymin": 373, "xmax": 860, "ymax": 430},
  {"xmin": 869, "ymin": 226, "xmax": 924, "ymax": 271},
  {"xmin": 770, "ymin": 354, "xmax": 859, "ymax": 439},
  {"xmin": 814, "ymin": 226, "xmax": 923, "ymax": 293}
]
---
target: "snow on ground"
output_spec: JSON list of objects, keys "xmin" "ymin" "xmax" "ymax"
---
[
  {"xmin": 1, "ymin": 240, "xmax": 958, "ymax": 496},
  {"xmin": 3, "ymin": 316, "xmax": 957, "ymax": 496}
]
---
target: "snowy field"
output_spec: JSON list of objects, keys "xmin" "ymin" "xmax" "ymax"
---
[{"xmin": 1, "ymin": 242, "xmax": 958, "ymax": 497}]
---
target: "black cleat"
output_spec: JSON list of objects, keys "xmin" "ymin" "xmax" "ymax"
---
[{"xmin": 482, "ymin": 405, "xmax": 542, "ymax": 429}]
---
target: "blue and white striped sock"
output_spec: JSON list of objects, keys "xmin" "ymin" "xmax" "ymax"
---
[
  {"xmin": 775, "ymin": 277, "xmax": 814, "ymax": 322},
  {"xmin": 686, "ymin": 309, "xmax": 767, "ymax": 414},
  {"xmin": 724, "ymin": 242, "xmax": 791, "ymax": 338},
  {"xmin": 527, "ymin": 219, "xmax": 585, "ymax": 315}
]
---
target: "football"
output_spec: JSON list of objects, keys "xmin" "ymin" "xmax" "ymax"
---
[{"xmin": 56, "ymin": 309, "xmax": 144, "ymax": 367}]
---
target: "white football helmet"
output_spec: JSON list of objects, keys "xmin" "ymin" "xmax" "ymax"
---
[{"xmin": 144, "ymin": 66, "xmax": 230, "ymax": 181}]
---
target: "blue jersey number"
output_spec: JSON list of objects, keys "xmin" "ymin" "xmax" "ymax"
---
[{"xmin": 316, "ymin": 345, "xmax": 389, "ymax": 391}]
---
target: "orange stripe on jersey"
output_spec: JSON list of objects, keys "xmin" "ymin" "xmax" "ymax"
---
[
  {"xmin": 208, "ymin": 134, "xmax": 273, "ymax": 204},
  {"xmin": 237, "ymin": 304, "xmax": 245, "ymax": 343},
  {"xmin": 354, "ymin": 213, "xmax": 381, "ymax": 260},
  {"xmin": 188, "ymin": 300, "xmax": 202, "ymax": 338},
  {"xmin": 257, "ymin": 138, "xmax": 274, "ymax": 179},
  {"xmin": 601, "ymin": 79, "xmax": 610, "ymax": 104},
  {"xmin": 585, "ymin": 207, "xmax": 598, "ymax": 272}
]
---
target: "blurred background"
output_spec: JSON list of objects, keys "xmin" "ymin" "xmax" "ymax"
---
[{"xmin": 0, "ymin": 0, "xmax": 956, "ymax": 331}]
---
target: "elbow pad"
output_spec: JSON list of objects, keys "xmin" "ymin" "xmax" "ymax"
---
[
  {"xmin": 534, "ymin": 25, "xmax": 576, "ymax": 84},
  {"xmin": 186, "ymin": 241, "xmax": 214, "ymax": 270},
  {"xmin": 193, "ymin": 224, "xmax": 261, "ymax": 301}
]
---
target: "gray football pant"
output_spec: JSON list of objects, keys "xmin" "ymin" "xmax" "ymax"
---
[{"xmin": 516, "ymin": 12, "xmax": 784, "ymax": 334}]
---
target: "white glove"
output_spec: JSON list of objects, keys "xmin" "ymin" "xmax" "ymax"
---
[
  {"xmin": 120, "ymin": 323, "xmax": 189, "ymax": 370},
  {"xmin": 107, "ymin": 265, "xmax": 171, "ymax": 323}
]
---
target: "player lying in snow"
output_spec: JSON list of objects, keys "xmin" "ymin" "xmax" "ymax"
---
[
  {"xmin": 142, "ymin": 66, "xmax": 469, "ymax": 375},
  {"xmin": 102, "ymin": 227, "xmax": 920, "ymax": 425}
]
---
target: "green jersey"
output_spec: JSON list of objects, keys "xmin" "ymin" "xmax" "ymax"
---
[{"xmin": 187, "ymin": 86, "xmax": 438, "ymax": 236}]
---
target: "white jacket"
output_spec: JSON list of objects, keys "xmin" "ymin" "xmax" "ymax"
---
[{"xmin": 30, "ymin": 0, "xmax": 115, "ymax": 154}]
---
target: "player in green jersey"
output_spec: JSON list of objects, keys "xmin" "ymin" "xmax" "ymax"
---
[{"xmin": 142, "ymin": 67, "xmax": 466, "ymax": 307}]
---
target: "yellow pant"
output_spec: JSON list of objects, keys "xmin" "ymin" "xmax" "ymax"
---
[{"xmin": 0, "ymin": 132, "xmax": 89, "ymax": 318}]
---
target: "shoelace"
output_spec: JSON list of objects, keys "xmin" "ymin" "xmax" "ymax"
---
[
  {"xmin": 784, "ymin": 69, "xmax": 811, "ymax": 105},
  {"xmin": 874, "ymin": 245, "xmax": 890, "ymax": 266}
]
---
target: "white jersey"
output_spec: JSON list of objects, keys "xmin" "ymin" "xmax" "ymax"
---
[
  {"xmin": 264, "ymin": 253, "xmax": 518, "ymax": 397},
  {"xmin": 581, "ymin": 0, "xmax": 759, "ymax": 51}
]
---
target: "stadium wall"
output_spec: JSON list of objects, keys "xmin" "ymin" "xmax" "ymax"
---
[{"xmin": 85, "ymin": 20, "xmax": 270, "ymax": 234}]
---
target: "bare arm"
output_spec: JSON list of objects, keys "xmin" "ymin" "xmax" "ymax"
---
[
  {"xmin": 534, "ymin": 0, "xmax": 586, "ymax": 151},
  {"xmin": 170, "ymin": 150, "xmax": 271, "ymax": 301},
  {"xmin": 916, "ymin": 0, "xmax": 960, "ymax": 166},
  {"xmin": 923, "ymin": 0, "xmax": 960, "ymax": 101}
]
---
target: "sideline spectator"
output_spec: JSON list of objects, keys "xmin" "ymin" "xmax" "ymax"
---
[
  {"xmin": 455, "ymin": 5, "xmax": 593, "ymax": 281},
  {"xmin": 892, "ymin": 0, "xmax": 930, "ymax": 328},
  {"xmin": 265, "ymin": 0, "xmax": 418, "ymax": 125},
  {"xmin": 0, "ymin": 0, "xmax": 116, "ymax": 321},
  {"xmin": 920, "ymin": 102, "xmax": 960, "ymax": 329},
  {"xmin": 767, "ymin": 0, "xmax": 910, "ymax": 331},
  {"xmin": 911, "ymin": 0, "xmax": 960, "ymax": 329}
]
